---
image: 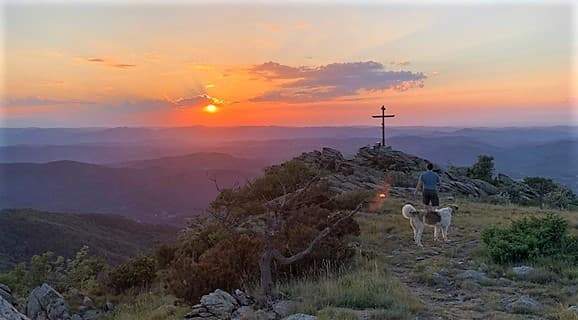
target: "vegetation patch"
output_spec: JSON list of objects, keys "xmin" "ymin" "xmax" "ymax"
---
[
  {"xmin": 481, "ymin": 213, "xmax": 578, "ymax": 268},
  {"xmin": 277, "ymin": 257, "xmax": 422, "ymax": 319}
]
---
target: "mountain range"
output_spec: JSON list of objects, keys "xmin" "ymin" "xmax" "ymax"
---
[{"xmin": 0, "ymin": 126, "xmax": 575, "ymax": 225}]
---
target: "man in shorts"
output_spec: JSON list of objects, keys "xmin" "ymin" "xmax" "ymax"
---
[{"xmin": 415, "ymin": 163, "xmax": 440, "ymax": 211}]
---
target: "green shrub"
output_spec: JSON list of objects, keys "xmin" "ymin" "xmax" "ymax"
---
[
  {"xmin": 0, "ymin": 246, "xmax": 106, "ymax": 296},
  {"xmin": 107, "ymin": 256, "xmax": 157, "ymax": 293},
  {"xmin": 481, "ymin": 214, "xmax": 578, "ymax": 265}
]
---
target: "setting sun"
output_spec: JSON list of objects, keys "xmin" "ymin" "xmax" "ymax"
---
[{"xmin": 204, "ymin": 104, "xmax": 219, "ymax": 113}]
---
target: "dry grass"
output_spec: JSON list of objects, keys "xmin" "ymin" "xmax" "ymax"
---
[
  {"xmin": 103, "ymin": 293, "xmax": 189, "ymax": 320},
  {"xmin": 277, "ymin": 256, "xmax": 422, "ymax": 319}
]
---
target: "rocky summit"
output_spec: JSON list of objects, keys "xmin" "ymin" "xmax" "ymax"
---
[{"xmin": 294, "ymin": 145, "xmax": 538, "ymax": 202}]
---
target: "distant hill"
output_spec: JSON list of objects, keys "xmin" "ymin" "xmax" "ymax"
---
[
  {"xmin": 0, "ymin": 153, "xmax": 264, "ymax": 224},
  {"xmin": 117, "ymin": 152, "xmax": 266, "ymax": 171},
  {"xmin": 0, "ymin": 209, "xmax": 178, "ymax": 271}
]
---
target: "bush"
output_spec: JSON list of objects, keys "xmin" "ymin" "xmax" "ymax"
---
[
  {"xmin": 481, "ymin": 214, "xmax": 578, "ymax": 265},
  {"xmin": 164, "ymin": 160, "xmax": 361, "ymax": 303},
  {"xmin": 107, "ymin": 256, "xmax": 157, "ymax": 293},
  {"xmin": 467, "ymin": 155, "xmax": 495, "ymax": 183},
  {"xmin": 0, "ymin": 246, "xmax": 106, "ymax": 296}
]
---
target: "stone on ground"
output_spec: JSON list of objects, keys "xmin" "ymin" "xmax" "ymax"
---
[
  {"xmin": 26, "ymin": 283, "xmax": 71, "ymax": 320},
  {"xmin": 505, "ymin": 295, "xmax": 543, "ymax": 314},
  {"xmin": 0, "ymin": 295, "xmax": 29, "ymax": 320}
]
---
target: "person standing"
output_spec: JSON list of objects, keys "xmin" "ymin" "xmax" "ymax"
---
[{"xmin": 415, "ymin": 163, "xmax": 440, "ymax": 211}]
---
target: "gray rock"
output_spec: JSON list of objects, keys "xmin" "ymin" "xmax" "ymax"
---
[
  {"xmin": 506, "ymin": 295, "xmax": 543, "ymax": 314},
  {"xmin": 200, "ymin": 289, "xmax": 239, "ymax": 318},
  {"xmin": 26, "ymin": 283, "xmax": 71, "ymax": 320},
  {"xmin": 0, "ymin": 295, "xmax": 29, "ymax": 320},
  {"xmin": 71, "ymin": 315, "xmax": 82, "ymax": 320},
  {"xmin": 232, "ymin": 290, "xmax": 253, "ymax": 307},
  {"xmin": 184, "ymin": 304, "xmax": 218, "ymax": 320},
  {"xmin": 272, "ymin": 300, "xmax": 298, "ymax": 317},
  {"xmin": 254, "ymin": 309, "xmax": 276, "ymax": 320},
  {"xmin": 232, "ymin": 306, "xmax": 255, "ymax": 320},
  {"xmin": 80, "ymin": 309, "xmax": 102, "ymax": 320},
  {"xmin": 456, "ymin": 270, "xmax": 492, "ymax": 284},
  {"xmin": 512, "ymin": 266, "xmax": 535, "ymax": 277},
  {"xmin": 0, "ymin": 283, "xmax": 17, "ymax": 307},
  {"xmin": 282, "ymin": 314, "xmax": 317, "ymax": 320}
]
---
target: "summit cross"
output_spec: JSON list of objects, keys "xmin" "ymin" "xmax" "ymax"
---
[{"xmin": 371, "ymin": 105, "xmax": 395, "ymax": 147}]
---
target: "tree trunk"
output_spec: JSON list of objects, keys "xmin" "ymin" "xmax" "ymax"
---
[{"xmin": 260, "ymin": 248, "xmax": 274, "ymax": 301}]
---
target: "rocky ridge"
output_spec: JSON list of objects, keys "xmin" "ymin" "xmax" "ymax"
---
[{"xmin": 295, "ymin": 146, "xmax": 538, "ymax": 202}]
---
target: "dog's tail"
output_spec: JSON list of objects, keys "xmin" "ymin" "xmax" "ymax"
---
[{"xmin": 402, "ymin": 203, "xmax": 419, "ymax": 219}]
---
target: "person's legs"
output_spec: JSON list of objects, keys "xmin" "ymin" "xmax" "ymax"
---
[
  {"xmin": 431, "ymin": 191, "xmax": 440, "ymax": 211},
  {"xmin": 423, "ymin": 190, "xmax": 433, "ymax": 212}
]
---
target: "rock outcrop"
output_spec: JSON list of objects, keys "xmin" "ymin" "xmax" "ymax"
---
[
  {"xmin": 0, "ymin": 283, "xmax": 17, "ymax": 308},
  {"xmin": 0, "ymin": 291, "xmax": 29, "ymax": 320},
  {"xmin": 26, "ymin": 284, "xmax": 71, "ymax": 320},
  {"xmin": 294, "ymin": 146, "xmax": 538, "ymax": 201},
  {"xmin": 184, "ymin": 289, "xmax": 313, "ymax": 320}
]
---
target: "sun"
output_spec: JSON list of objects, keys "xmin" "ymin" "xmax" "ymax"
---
[{"xmin": 203, "ymin": 104, "xmax": 219, "ymax": 113}]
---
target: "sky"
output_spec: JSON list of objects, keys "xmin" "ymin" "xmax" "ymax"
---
[{"xmin": 1, "ymin": 1, "xmax": 576, "ymax": 127}]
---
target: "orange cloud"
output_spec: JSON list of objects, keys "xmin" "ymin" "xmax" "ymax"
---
[
  {"xmin": 166, "ymin": 94, "xmax": 224, "ymax": 109},
  {"xmin": 85, "ymin": 57, "xmax": 136, "ymax": 69}
]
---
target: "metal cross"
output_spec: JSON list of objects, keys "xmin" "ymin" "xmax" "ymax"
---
[{"xmin": 371, "ymin": 105, "xmax": 395, "ymax": 147}]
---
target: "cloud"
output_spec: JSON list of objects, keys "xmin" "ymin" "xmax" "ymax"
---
[
  {"xmin": 390, "ymin": 60, "xmax": 411, "ymax": 67},
  {"xmin": 249, "ymin": 61, "xmax": 426, "ymax": 103},
  {"xmin": 4, "ymin": 97, "xmax": 94, "ymax": 107},
  {"xmin": 85, "ymin": 57, "xmax": 136, "ymax": 69},
  {"xmin": 166, "ymin": 94, "xmax": 224, "ymax": 109}
]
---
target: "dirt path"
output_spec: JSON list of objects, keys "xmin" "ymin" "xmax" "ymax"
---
[{"xmin": 381, "ymin": 219, "xmax": 545, "ymax": 320}]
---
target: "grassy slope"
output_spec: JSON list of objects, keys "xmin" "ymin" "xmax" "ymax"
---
[
  {"xmin": 278, "ymin": 197, "xmax": 578, "ymax": 319},
  {"xmin": 0, "ymin": 209, "xmax": 178, "ymax": 271},
  {"xmin": 106, "ymin": 198, "xmax": 578, "ymax": 320}
]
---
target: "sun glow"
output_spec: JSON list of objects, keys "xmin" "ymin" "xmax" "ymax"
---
[{"xmin": 204, "ymin": 104, "xmax": 219, "ymax": 113}]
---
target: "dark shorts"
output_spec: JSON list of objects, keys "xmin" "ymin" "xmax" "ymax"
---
[{"xmin": 422, "ymin": 189, "xmax": 439, "ymax": 206}]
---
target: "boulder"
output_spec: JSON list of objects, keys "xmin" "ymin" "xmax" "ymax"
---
[
  {"xmin": 505, "ymin": 295, "xmax": 543, "ymax": 314},
  {"xmin": 282, "ymin": 314, "xmax": 317, "ymax": 320},
  {"xmin": 456, "ymin": 270, "xmax": 493, "ymax": 285},
  {"xmin": 0, "ymin": 283, "xmax": 17, "ymax": 307},
  {"xmin": 0, "ymin": 295, "xmax": 29, "ymax": 320},
  {"xmin": 79, "ymin": 309, "xmax": 102, "ymax": 320},
  {"xmin": 232, "ymin": 289, "xmax": 254, "ymax": 307},
  {"xmin": 200, "ymin": 289, "xmax": 239, "ymax": 318},
  {"xmin": 232, "ymin": 306, "xmax": 255, "ymax": 320},
  {"xmin": 26, "ymin": 283, "xmax": 71, "ymax": 320},
  {"xmin": 272, "ymin": 300, "xmax": 298, "ymax": 318}
]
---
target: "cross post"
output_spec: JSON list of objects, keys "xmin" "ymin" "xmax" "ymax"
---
[{"xmin": 371, "ymin": 105, "xmax": 395, "ymax": 147}]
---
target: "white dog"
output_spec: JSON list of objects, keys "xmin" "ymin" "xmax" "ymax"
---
[{"xmin": 401, "ymin": 203, "xmax": 458, "ymax": 247}]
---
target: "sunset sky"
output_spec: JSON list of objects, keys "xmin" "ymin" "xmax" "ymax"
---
[{"xmin": 2, "ymin": 1, "xmax": 576, "ymax": 127}]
